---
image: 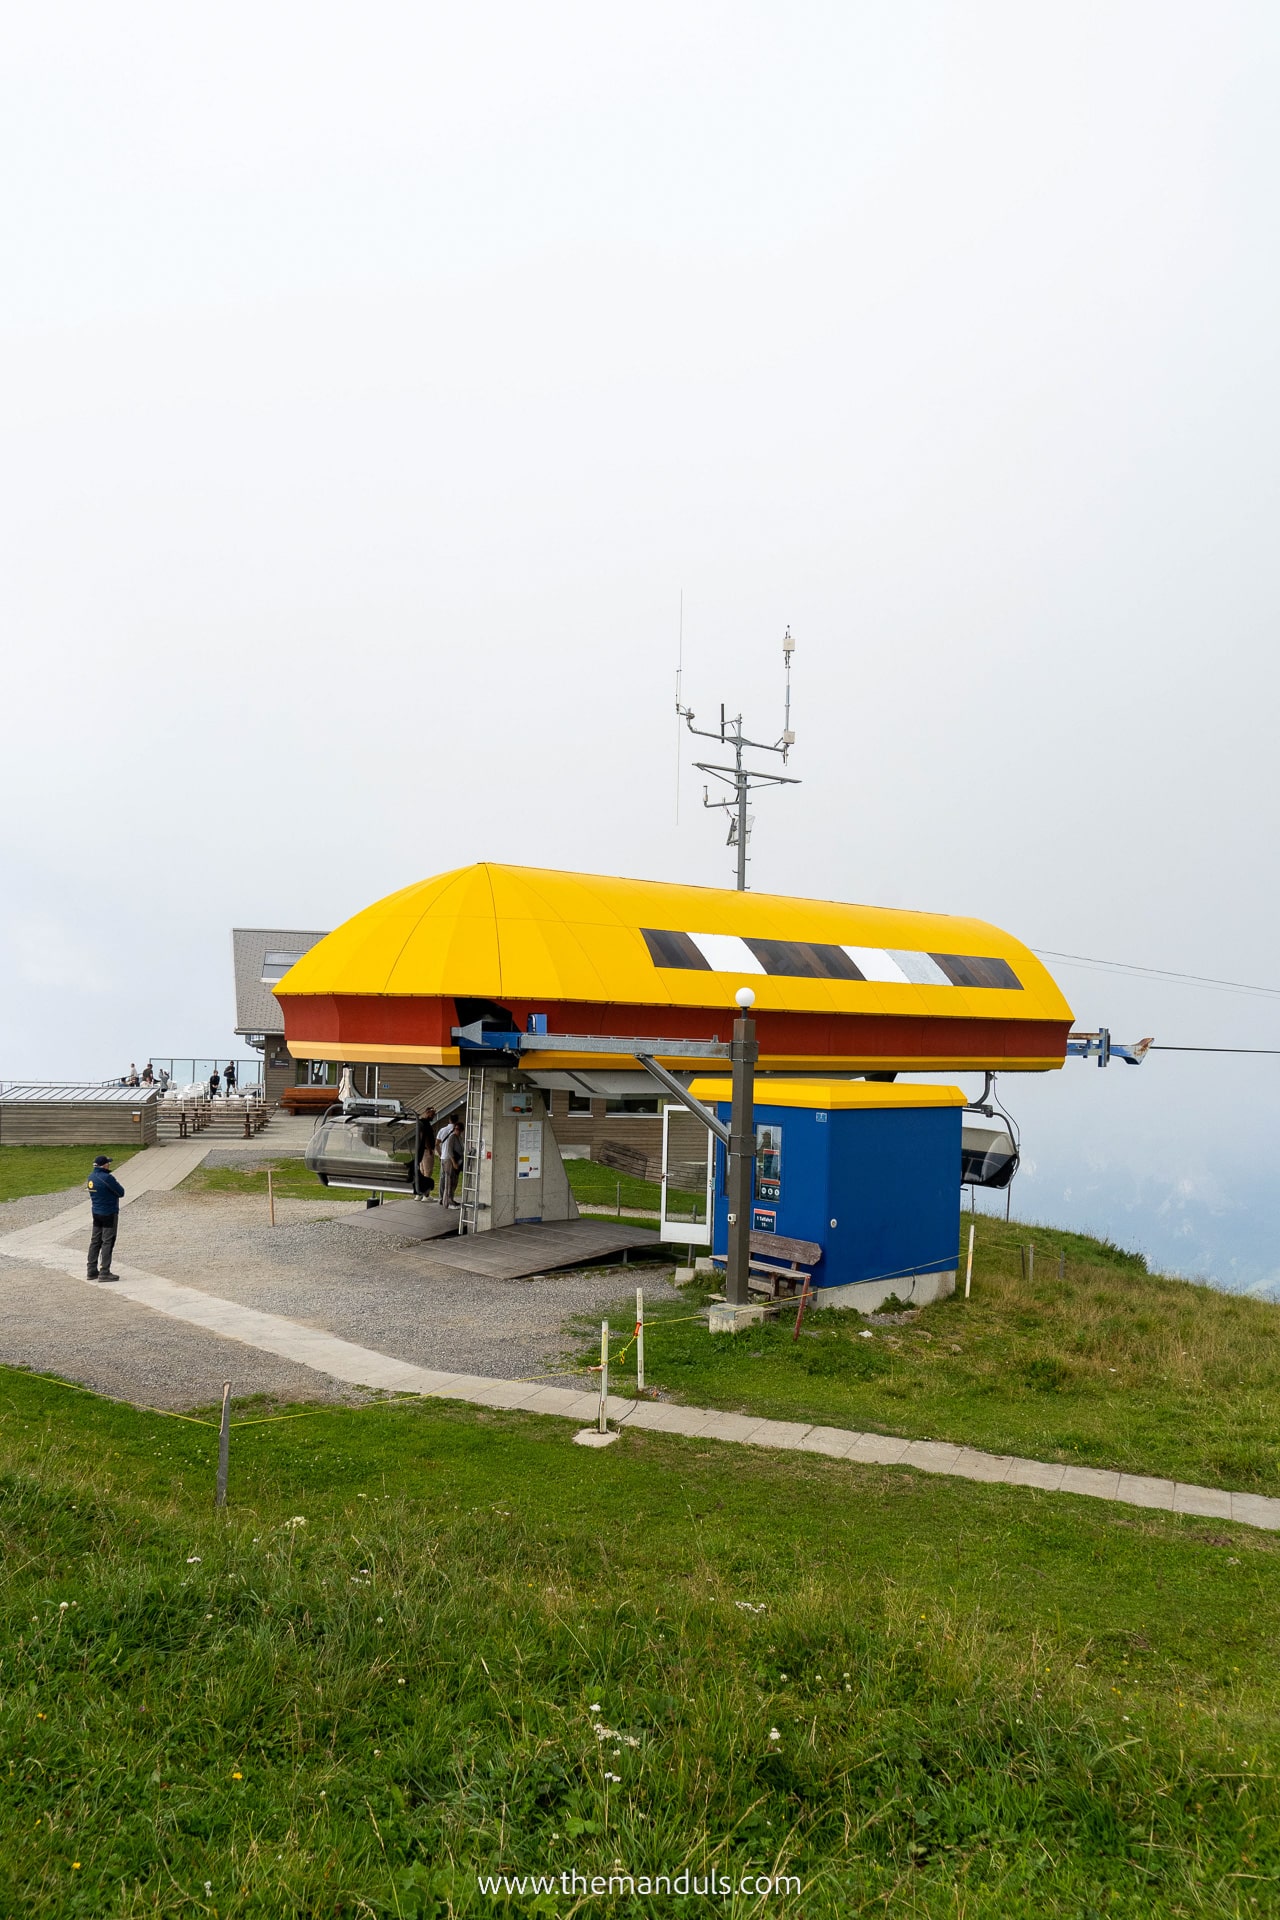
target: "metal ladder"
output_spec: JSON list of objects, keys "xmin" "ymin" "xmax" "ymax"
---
[{"xmin": 457, "ymin": 1068, "xmax": 486, "ymax": 1234}]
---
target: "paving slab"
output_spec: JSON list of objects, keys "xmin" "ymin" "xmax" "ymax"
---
[
  {"xmin": 1173, "ymin": 1483, "xmax": 1234, "ymax": 1520},
  {"xmin": 626, "ymin": 1403, "xmax": 714, "ymax": 1436},
  {"xmin": 1005, "ymin": 1458, "xmax": 1067, "ymax": 1491},
  {"xmin": 801, "ymin": 1425, "xmax": 859, "ymax": 1459},
  {"xmin": 1060, "ymin": 1466, "xmax": 1123, "ymax": 1501},
  {"xmin": 696, "ymin": 1411, "xmax": 773, "ymax": 1443},
  {"xmin": 1115, "ymin": 1474, "xmax": 1176, "ymax": 1510},
  {"xmin": 949, "ymin": 1449, "xmax": 1014, "ymax": 1483},
  {"xmin": 901, "ymin": 1440, "xmax": 964, "ymax": 1475},
  {"xmin": 1229, "ymin": 1492, "xmax": 1280, "ymax": 1531},
  {"xmin": 846, "ymin": 1433, "xmax": 912, "ymax": 1465},
  {"xmin": 741, "ymin": 1420, "xmax": 815, "ymax": 1452}
]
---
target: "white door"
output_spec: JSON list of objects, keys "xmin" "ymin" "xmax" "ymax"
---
[{"xmin": 659, "ymin": 1103, "xmax": 714, "ymax": 1245}]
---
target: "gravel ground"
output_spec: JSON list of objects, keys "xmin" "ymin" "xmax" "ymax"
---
[
  {"xmin": 0, "ymin": 1185, "xmax": 96, "ymax": 1233},
  {"xmin": 0, "ymin": 1190, "xmax": 682, "ymax": 1411}
]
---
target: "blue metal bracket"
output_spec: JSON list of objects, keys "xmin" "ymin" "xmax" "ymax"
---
[{"xmin": 1067, "ymin": 1029, "xmax": 1153, "ymax": 1067}]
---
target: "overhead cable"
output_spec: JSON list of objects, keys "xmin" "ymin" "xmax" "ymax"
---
[
  {"xmin": 1035, "ymin": 949, "xmax": 1280, "ymax": 1002},
  {"xmin": 1149, "ymin": 1045, "xmax": 1280, "ymax": 1056}
]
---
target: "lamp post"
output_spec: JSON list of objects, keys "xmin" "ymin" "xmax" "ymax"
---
[{"xmin": 725, "ymin": 987, "xmax": 758, "ymax": 1307}]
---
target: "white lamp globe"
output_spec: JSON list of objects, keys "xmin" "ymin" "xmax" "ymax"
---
[{"xmin": 735, "ymin": 987, "xmax": 756, "ymax": 1009}]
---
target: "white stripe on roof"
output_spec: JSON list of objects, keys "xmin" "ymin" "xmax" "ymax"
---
[
  {"xmin": 840, "ymin": 945, "xmax": 911, "ymax": 984},
  {"xmin": 685, "ymin": 932, "xmax": 766, "ymax": 974}
]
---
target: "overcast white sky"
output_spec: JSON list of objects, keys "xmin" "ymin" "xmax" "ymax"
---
[{"xmin": 3, "ymin": 2, "xmax": 1278, "ymax": 1286}]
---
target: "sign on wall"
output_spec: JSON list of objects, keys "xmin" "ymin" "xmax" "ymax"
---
[{"xmin": 516, "ymin": 1120, "xmax": 543, "ymax": 1181}]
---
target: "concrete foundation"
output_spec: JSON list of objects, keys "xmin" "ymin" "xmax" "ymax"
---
[
  {"xmin": 709, "ymin": 1302, "xmax": 767, "ymax": 1335},
  {"xmin": 811, "ymin": 1268, "xmax": 957, "ymax": 1314}
]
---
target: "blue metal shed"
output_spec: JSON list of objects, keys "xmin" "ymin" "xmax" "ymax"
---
[{"xmin": 690, "ymin": 1078, "xmax": 966, "ymax": 1312}]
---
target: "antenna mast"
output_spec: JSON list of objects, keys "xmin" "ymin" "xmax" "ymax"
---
[{"xmin": 675, "ymin": 627, "xmax": 799, "ymax": 890}]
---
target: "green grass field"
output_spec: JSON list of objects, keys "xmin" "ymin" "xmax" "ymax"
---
[
  {"xmin": 564, "ymin": 1160, "xmax": 662, "ymax": 1211},
  {"xmin": 179, "ymin": 1160, "xmax": 368, "ymax": 1204},
  {"xmin": 1, "ymin": 1363, "xmax": 1277, "ymax": 1917},
  {"xmin": 0, "ymin": 1145, "xmax": 139, "ymax": 1204},
  {"xmin": 584, "ymin": 1218, "xmax": 1280, "ymax": 1496}
]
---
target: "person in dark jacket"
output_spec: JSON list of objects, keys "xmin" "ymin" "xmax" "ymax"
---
[{"xmin": 87, "ymin": 1154, "xmax": 125, "ymax": 1281}]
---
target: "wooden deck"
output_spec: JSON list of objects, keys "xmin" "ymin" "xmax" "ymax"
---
[{"xmin": 344, "ymin": 1206, "xmax": 658, "ymax": 1278}]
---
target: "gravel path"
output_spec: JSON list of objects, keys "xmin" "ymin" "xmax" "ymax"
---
[{"xmin": 0, "ymin": 1189, "xmax": 680, "ymax": 1411}]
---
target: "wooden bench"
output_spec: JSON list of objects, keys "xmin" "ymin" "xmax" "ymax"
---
[
  {"xmin": 712, "ymin": 1231, "xmax": 823, "ymax": 1300},
  {"xmin": 281, "ymin": 1086, "xmax": 339, "ymax": 1114}
]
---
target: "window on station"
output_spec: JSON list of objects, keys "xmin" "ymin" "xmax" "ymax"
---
[
  {"xmin": 929, "ymin": 953, "xmax": 1022, "ymax": 990},
  {"xmin": 567, "ymin": 1093, "xmax": 593, "ymax": 1114},
  {"xmin": 605, "ymin": 1095, "xmax": 660, "ymax": 1116},
  {"xmin": 641, "ymin": 929, "xmax": 711, "ymax": 970},
  {"xmin": 744, "ymin": 939, "xmax": 864, "ymax": 980},
  {"xmin": 261, "ymin": 950, "xmax": 309, "ymax": 983}
]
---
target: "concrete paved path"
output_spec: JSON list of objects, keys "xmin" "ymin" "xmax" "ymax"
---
[{"xmin": 2, "ymin": 1151, "xmax": 1277, "ymax": 1534}]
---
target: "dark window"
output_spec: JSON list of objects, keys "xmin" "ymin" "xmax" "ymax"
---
[
  {"xmin": 605, "ymin": 1096, "xmax": 660, "ymax": 1115},
  {"xmin": 744, "ymin": 938, "xmax": 864, "ymax": 980},
  {"xmin": 930, "ymin": 953, "xmax": 1022, "ymax": 990},
  {"xmin": 641, "ymin": 928, "xmax": 712, "ymax": 970},
  {"xmin": 568, "ymin": 1093, "xmax": 592, "ymax": 1114}
]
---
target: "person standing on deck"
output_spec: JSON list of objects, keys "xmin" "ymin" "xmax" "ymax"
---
[
  {"xmin": 436, "ymin": 1116, "xmax": 462, "ymax": 1207},
  {"xmin": 417, "ymin": 1109, "xmax": 438, "ymax": 1198},
  {"xmin": 86, "ymin": 1154, "xmax": 125, "ymax": 1282},
  {"xmin": 223, "ymin": 1061, "xmax": 237, "ymax": 1095},
  {"xmin": 208, "ymin": 1067, "xmax": 221, "ymax": 1099}
]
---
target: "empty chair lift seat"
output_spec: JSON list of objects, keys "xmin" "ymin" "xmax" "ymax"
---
[{"xmin": 690, "ymin": 1078, "xmax": 966, "ymax": 1314}]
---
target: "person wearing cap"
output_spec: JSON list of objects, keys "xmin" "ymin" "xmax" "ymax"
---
[{"xmin": 86, "ymin": 1154, "xmax": 125, "ymax": 1281}]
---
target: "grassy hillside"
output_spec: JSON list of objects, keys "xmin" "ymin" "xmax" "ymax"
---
[
  {"xmin": 590, "ymin": 1217, "xmax": 1280, "ymax": 1494},
  {"xmin": 0, "ymin": 1145, "xmax": 139, "ymax": 1204},
  {"xmin": 1, "ymin": 1365, "xmax": 1277, "ymax": 1917}
]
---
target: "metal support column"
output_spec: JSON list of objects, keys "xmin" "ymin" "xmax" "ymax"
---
[{"xmin": 724, "ymin": 996, "xmax": 758, "ymax": 1306}]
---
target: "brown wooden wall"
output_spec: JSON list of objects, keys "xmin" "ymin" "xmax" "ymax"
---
[{"xmin": 0, "ymin": 1104, "xmax": 158, "ymax": 1146}]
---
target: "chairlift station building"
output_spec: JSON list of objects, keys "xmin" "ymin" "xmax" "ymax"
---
[{"xmin": 276, "ymin": 864, "xmax": 1073, "ymax": 1307}]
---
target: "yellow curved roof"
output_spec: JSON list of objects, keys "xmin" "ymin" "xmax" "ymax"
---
[
  {"xmin": 276, "ymin": 863, "xmax": 1072, "ymax": 1028},
  {"xmin": 690, "ymin": 1079, "xmax": 968, "ymax": 1111}
]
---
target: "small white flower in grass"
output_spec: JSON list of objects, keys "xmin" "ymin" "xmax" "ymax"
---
[
  {"xmin": 590, "ymin": 1702, "xmax": 601, "ymax": 1712},
  {"xmin": 58, "ymin": 1602, "xmax": 68, "ymax": 1612},
  {"xmin": 398, "ymin": 1678, "xmax": 405, "ymax": 1686},
  {"xmin": 735, "ymin": 1601, "xmax": 766, "ymax": 1614},
  {"xmin": 286, "ymin": 1516, "xmax": 307, "ymax": 1529},
  {"xmin": 858, "ymin": 1329, "xmax": 874, "ymax": 1339},
  {"xmin": 186, "ymin": 1555, "xmax": 202, "ymax": 1565},
  {"xmin": 604, "ymin": 1771, "xmax": 622, "ymax": 1782},
  {"xmin": 768, "ymin": 1728, "xmax": 781, "ymax": 1742},
  {"xmin": 204, "ymin": 1883, "xmax": 212, "ymax": 1897}
]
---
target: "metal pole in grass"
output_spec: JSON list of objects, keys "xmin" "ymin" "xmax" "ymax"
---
[
  {"xmin": 216, "ymin": 1382, "xmax": 231, "ymax": 1507},
  {"xmin": 598, "ymin": 1321, "xmax": 610, "ymax": 1434},
  {"xmin": 725, "ymin": 989, "xmax": 759, "ymax": 1308},
  {"xmin": 792, "ymin": 1275, "xmax": 812, "ymax": 1341},
  {"xmin": 636, "ymin": 1287, "xmax": 645, "ymax": 1392},
  {"xmin": 267, "ymin": 1167, "xmax": 275, "ymax": 1227},
  {"xmin": 964, "ymin": 1222, "xmax": 975, "ymax": 1299},
  {"xmin": 1028, "ymin": 1243, "xmax": 1035, "ymax": 1283}
]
